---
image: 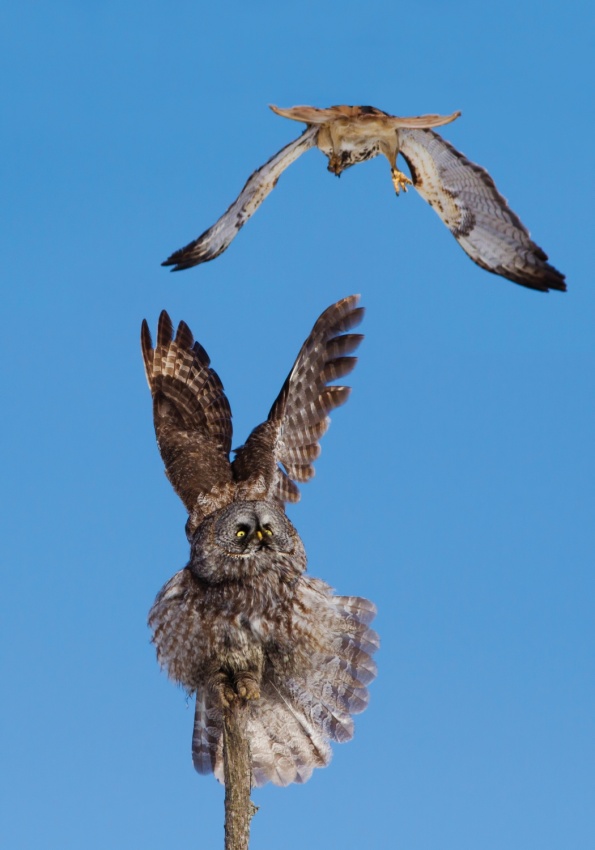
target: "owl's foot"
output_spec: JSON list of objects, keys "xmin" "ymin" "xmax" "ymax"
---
[
  {"xmin": 213, "ymin": 671, "xmax": 261, "ymax": 707},
  {"xmin": 391, "ymin": 167, "xmax": 412, "ymax": 195},
  {"xmin": 212, "ymin": 671, "xmax": 239, "ymax": 708},
  {"xmin": 215, "ymin": 680, "xmax": 238, "ymax": 708},
  {"xmin": 235, "ymin": 673, "xmax": 261, "ymax": 703}
]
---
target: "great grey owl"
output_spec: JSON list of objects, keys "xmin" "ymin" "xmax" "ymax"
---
[{"xmin": 141, "ymin": 295, "xmax": 378, "ymax": 786}]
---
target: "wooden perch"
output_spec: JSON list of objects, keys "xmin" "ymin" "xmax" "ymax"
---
[{"xmin": 223, "ymin": 700, "xmax": 257, "ymax": 850}]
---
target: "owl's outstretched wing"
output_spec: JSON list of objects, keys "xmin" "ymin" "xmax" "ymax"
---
[
  {"xmin": 398, "ymin": 128, "xmax": 566, "ymax": 292},
  {"xmin": 162, "ymin": 125, "xmax": 318, "ymax": 271},
  {"xmin": 141, "ymin": 311, "xmax": 233, "ymax": 512},
  {"xmin": 189, "ymin": 577, "xmax": 378, "ymax": 787},
  {"xmin": 246, "ymin": 580, "xmax": 378, "ymax": 787},
  {"xmin": 232, "ymin": 295, "xmax": 364, "ymax": 503}
]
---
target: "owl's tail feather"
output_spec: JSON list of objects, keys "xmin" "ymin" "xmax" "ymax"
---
[
  {"xmin": 191, "ymin": 681, "xmax": 332, "ymax": 787},
  {"xmin": 192, "ymin": 686, "xmax": 224, "ymax": 781},
  {"xmin": 248, "ymin": 682, "xmax": 332, "ymax": 786}
]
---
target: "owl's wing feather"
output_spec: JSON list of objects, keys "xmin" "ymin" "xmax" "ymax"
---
[
  {"xmin": 184, "ymin": 576, "xmax": 378, "ymax": 787},
  {"xmin": 148, "ymin": 568, "xmax": 209, "ymax": 689},
  {"xmin": 287, "ymin": 580, "xmax": 378, "ymax": 741},
  {"xmin": 232, "ymin": 295, "xmax": 364, "ymax": 503},
  {"xmin": 162, "ymin": 125, "xmax": 318, "ymax": 270},
  {"xmin": 246, "ymin": 578, "xmax": 377, "ymax": 785},
  {"xmin": 141, "ymin": 311, "xmax": 233, "ymax": 513},
  {"xmin": 398, "ymin": 128, "xmax": 566, "ymax": 292}
]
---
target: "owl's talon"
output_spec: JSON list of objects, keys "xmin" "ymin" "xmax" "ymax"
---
[
  {"xmin": 212, "ymin": 675, "xmax": 238, "ymax": 708},
  {"xmin": 221, "ymin": 683, "xmax": 238, "ymax": 708},
  {"xmin": 235, "ymin": 675, "xmax": 261, "ymax": 702}
]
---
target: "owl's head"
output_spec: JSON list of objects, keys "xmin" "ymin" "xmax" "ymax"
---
[{"xmin": 189, "ymin": 500, "xmax": 306, "ymax": 583}]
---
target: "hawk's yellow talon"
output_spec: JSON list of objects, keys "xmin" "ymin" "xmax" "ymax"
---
[{"xmin": 391, "ymin": 168, "xmax": 412, "ymax": 195}]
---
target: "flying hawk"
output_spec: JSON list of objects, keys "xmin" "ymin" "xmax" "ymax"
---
[{"xmin": 163, "ymin": 105, "xmax": 565, "ymax": 292}]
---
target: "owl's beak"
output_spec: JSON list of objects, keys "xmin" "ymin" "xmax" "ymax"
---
[{"xmin": 254, "ymin": 529, "xmax": 264, "ymax": 541}]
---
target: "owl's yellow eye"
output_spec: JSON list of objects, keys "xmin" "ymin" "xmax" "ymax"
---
[
  {"xmin": 263, "ymin": 525, "xmax": 273, "ymax": 536},
  {"xmin": 235, "ymin": 529, "xmax": 246, "ymax": 538}
]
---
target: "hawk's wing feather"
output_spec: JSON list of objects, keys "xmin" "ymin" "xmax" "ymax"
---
[
  {"xmin": 162, "ymin": 125, "xmax": 318, "ymax": 271},
  {"xmin": 141, "ymin": 311, "xmax": 233, "ymax": 512},
  {"xmin": 398, "ymin": 128, "xmax": 566, "ymax": 292},
  {"xmin": 232, "ymin": 296, "xmax": 364, "ymax": 503}
]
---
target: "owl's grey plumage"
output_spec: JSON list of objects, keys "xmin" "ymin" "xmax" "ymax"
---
[{"xmin": 142, "ymin": 296, "xmax": 378, "ymax": 786}]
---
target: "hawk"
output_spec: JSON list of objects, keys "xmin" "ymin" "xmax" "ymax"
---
[{"xmin": 163, "ymin": 104, "xmax": 565, "ymax": 292}]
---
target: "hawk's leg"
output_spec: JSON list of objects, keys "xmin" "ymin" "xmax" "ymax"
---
[
  {"xmin": 391, "ymin": 167, "xmax": 412, "ymax": 195},
  {"xmin": 379, "ymin": 138, "xmax": 412, "ymax": 195}
]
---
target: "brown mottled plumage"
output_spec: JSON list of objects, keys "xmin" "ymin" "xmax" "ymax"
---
[
  {"xmin": 163, "ymin": 104, "xmax": 565, "ymax": 292},
  {"xmin": 142, "ymin": 296, "xmax": 378, "ymax": 786}
]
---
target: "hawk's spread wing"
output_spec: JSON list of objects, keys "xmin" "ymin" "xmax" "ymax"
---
[
  {"xmin": 232, "ymin": 296, "xmax": 364, "ymax": 503},
  {"xmin": 398, "ymin": 128, "xmax": 566, "ymax": 292},
  {"xmin": 162, "ymin": 125, "xmax": 318, "ymax": 271},
  {"xmin": 141, "ymin": 311, "xmax": 233, "ymax": 512}
]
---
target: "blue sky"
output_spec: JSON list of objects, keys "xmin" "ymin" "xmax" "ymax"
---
[{"xmin": 2, "ymin": 2, "xmax": 593, "ymax": 848}]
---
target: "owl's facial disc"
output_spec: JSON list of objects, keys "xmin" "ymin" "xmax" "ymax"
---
[
  {"xmin": 213, "ymin": 501, "xmax": 293, "ymax": 557},
  {"xmin": 189, "ymin": 500, "xmax": 306, "ymax": 583},
  {"xmin": 234, "ymin": 520, "xmax": 273, "ymax": 546}
]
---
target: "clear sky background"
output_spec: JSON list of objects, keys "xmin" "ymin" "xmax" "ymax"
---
[{"xmin": 2, "ymin": 2, "xmax": 593, "ymax": 848}]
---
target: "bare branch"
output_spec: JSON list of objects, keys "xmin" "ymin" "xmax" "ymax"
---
[{"xmin": 223, "ymin": 700, "xmax": 257, "ymax": 850}]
